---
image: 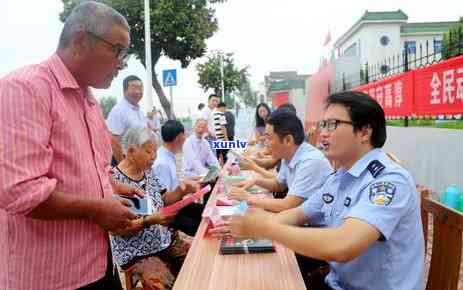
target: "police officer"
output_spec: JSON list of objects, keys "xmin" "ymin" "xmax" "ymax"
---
[
  {"xmin": 229, "ymin": 112, "xmax": 332, "ymax": 213},
  {"xmin": 228, "ymin": 91, "xmax": 425, "ymax": 290}
]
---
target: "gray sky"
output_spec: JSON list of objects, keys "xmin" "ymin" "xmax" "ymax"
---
[{"xmin": 1, "ymin": 0, "xmax": 461, "ymax": 116}]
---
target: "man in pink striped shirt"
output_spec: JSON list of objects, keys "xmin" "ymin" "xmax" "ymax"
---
[{"xmin": 0, "ymin": 2, "xmax": 140, "ymax": 290}]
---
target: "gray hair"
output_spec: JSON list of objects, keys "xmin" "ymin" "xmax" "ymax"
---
[
  {"xmin": 58, "ymin": 1, "xmax": 130, "ymax": 50},
  {"xmin": 121, "ymin": 127, "xmax": 158, "ymax": 154},
  {"xmin": 195, "ymin": 118, "xmax": 207, "ymax": 125}
]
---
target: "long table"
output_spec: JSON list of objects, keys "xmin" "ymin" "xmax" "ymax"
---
[{"xmin": 172, "ymin": 173, "xmax": 307, "ymax": 290}]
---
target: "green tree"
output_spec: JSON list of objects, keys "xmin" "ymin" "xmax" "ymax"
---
[
  {"xmin": 99, "ymin": 96, "xmax": 117, "ymax": 119},
  {"xmin": 239, "ymin": 79, "xmax": 257, "ymax": 107},
  {"xmin": 442, "ymin": 17, "xmax": 463, "ymax": 60},
  {"xmin": 196, "ymin": 51, "xmax": 249, "ymax": 108},
  {"xmin": 60, "ymin": 0, "xmax": 225, "ymax": 119}
]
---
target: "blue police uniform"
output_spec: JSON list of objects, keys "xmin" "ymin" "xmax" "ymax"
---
[
  {"xmin": 300, "ymin": 148, "xmax": 425, "ymax": 290},
  {"xmin": 277, "ymin": 142, "xmax": 333, "ymax": 199}
]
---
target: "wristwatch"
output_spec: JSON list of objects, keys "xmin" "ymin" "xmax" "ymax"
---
[{"xmin": 142, "ymin": 215, "xmax": 150, "ymax": 228}]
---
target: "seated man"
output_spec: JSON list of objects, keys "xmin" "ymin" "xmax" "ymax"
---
[
  {"xmin": 182, "ymin": 118, "xmax": 219, "ymax": 179},
  {"xmin": 230, "ymin": 112, "xmax": 333, "ymax": 213},
  {"xmin": 153, "ymin": 120, "xmax": 202, "ymax": 235},
  {"xmin": 229, "ymin": 91, "xmax": 424, "ymax": 290}
]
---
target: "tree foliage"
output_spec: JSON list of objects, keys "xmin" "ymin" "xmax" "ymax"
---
[
  {"xmin": 239, "ymin": 79, "xmax": 258, "ymax": 107},
  {"xmin": 60, "ymin": 0, "xmax": 224, "ymax": 118},
  {"xmin": 196, "ymin": 51, "xmax": 249, "ymax": 107},
  {"xmin": 442, "ymin": 17, "xmax": 463, "ymax": 60},
  {"xmin": 99, "ymin": 96, "xmax": 117, "ymax": 119}
]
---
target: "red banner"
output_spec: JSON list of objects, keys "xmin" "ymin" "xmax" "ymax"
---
[
  {"xmin": 414, "ymin": 55, "xmax": 463, "ymax": 116},
  {"xmin": 353, "ymin": 72, "xmax": 414, "ymax": 118},
  {"xmin": 272, "ymin": 91, "xmax": 289, "ymax": 108}
]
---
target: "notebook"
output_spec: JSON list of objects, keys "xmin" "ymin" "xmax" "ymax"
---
[{"xmin": 219, "ymin": 236, "xmax": 275, "ymax": 255}]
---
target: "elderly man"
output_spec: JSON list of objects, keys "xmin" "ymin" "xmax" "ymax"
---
[
  {"xmin": 107, "ymin": 75, "xmax": 147, "ymax": 164},
  {"xmin": 0, "ymin": 2, "xmax": 140, "ymax": 290},
  {"xmin": 182, "ymin": 118, "xmax": 219, "ymax": 179}
]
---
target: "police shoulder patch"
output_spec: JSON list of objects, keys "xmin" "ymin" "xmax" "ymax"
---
[
  {"xmin": 367, "ymin": 160, "xmax": 385, "ymax": 178},
  {"xmin": 322, "ymin": 193, "xmax": 334, "ymax": 204},
  {"xmin": 369, "ymin": 181, "xmax": 396, "ymax": 206}
]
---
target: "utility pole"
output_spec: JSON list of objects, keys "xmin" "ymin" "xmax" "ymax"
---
[{"xmin": 144, "ymin": 0, "xmax": 153, "ymax": 110}]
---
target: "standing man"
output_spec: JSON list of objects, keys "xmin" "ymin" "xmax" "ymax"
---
[
  {"xmin": 192, "ymin": 102, "xmax": 205, "ymax": 125},
  {"xmin": 182, "ymin": 118, "xmax": 219, "ymax": 179},
  {"xmin": 201, "ymin": 94, "xmax": 220, "ymax": 148},
  {"xmin": 0, "ymin": 2, "xmax": 140, "ymax": 290},
  {"xmin": 213, "ymin": 102, "xmax": 229, "ymax": 164},
  {"xmin": 147, "ymin": 106, "xmax": 162, "ymax": 140},
  {"xmin": 229, "ymin": 92, "xmax": 425, "ymax": 290},
  {"xmin": 107, "ymin": 75, "xmax": 147, "ymax": 165}
]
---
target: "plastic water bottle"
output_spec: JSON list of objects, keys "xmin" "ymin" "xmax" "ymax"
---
[{"xmin": 442, "ymin": 185, "xmax": 462, "ymax": 210}]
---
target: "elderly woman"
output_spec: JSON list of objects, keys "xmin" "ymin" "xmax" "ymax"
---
[{"xmin": 110, "ymin": 127, "xmax": 195, "ymax": 290}]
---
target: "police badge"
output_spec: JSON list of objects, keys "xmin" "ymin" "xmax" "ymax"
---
[{"xmin": 369, "ymin": 182, "xmax": 396, "ymax": 206}]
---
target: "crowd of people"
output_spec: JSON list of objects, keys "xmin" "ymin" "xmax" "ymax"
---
[{"xmin": 0, "ymin": 2, "xmax": 425, "ymax": 290}]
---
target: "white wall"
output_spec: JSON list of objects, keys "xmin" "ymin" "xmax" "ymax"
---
[
  {"xmin": 339, "ymin": 22, "xmax": 404, "ymax": 67},
  {"xmin": 383, "ymin": 126, "xmax": 463, "ymax": 192},
  {"xmin": 290, "ymin": 88, "xmax": 306, "ymax": 124}
]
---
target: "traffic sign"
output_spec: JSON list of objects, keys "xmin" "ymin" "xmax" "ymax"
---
[{"xmin": 163, "ymin": 69, "xmax": 177, "ymax": 87}]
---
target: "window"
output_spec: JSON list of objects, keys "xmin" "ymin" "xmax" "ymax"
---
[
  {"xmin": 380, "ymin": 35, "xmax": 390, "ymax": 46},
  {"xmin": 404, "ymin": 41, "xmax": 416, "ymax": 54},
  {"xmin": 434, "ymin": 40, "xmax": 442, "ymax": 54}
]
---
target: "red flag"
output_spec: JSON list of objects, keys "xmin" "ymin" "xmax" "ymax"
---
[{"xmin": 323, "ymin": 30, "xmax": 331, "ymax": 46}]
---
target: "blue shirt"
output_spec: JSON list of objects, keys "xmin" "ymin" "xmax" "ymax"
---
[
  {"xmin": 152, "ymin": 146, "xmax": 180, "ymax": 191},
  {"xmin": 277, "ymin": 142, "xmax": 332, "ymax": 199},
  {"xmin": 301, "ymin": 148, "xmax": 425, "ymax": 290}
]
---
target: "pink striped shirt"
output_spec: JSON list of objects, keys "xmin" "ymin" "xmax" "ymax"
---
[{"xmin": 0, "ymin": 54, "xmax": 114, "ymax": 290}]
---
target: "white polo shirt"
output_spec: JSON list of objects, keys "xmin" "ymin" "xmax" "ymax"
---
[{"xmin": 107, "ymin": 97, "xmax": 148, "ymax": 136}]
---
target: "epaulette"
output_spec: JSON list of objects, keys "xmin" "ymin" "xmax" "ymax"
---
[{"xmin": 367, "ymin": 160, "xmax": 385, "ymax": 178}]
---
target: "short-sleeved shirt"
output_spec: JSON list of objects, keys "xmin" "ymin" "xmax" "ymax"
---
[
  {"xmin": 276, "ymin": 142, "xmax": 333, "ymax": 200},
  {"xmin": 106, "ymin": 97, "xmax": 147, "ymax": 136},
  {"xmin": 110, "ymin": 167, "xmax": 171, "ymax": 268},
  {"xmin": 200, "ymin": 106, "xmax": 215, "ymax": 138},
  {"xmin": 0, "ymin": 54, "xmax": 113, "ymax": 290},
  {"xmin": 182, "ymin": 134, "xmax": 219, "ymax": 178},
  {"xmin": 152, "ymin": 146, "xmax": 180, "ymax": 191},
  {"xmin": 300, "ymin": 148, "xmax": 425, "ymax": 290},
  {"xmin": 213, "ymin": 111, "xmax": 227, "ymax": 140}
]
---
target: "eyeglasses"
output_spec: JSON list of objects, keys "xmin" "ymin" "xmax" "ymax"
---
[
  {"xmin": 86, "ymin": 31, "xmax": 130, "ymax": 63},
  {"xmin": 318, "ymin": 119, "xmax": 353, "ymax": 132}
]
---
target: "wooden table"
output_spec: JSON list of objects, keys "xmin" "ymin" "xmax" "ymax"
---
[{"xmin": 173, "ymin": 173, "xmax": 307, "ymax": 290}]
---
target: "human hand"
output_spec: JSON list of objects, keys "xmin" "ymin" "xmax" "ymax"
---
[
  {"xmin": 239, "ymin": 156, "xmax": 257, "ymax": 170},
  {"xmin": 229, "ymin": 187, "xmax": 251, "ymax": 202},
  {"xmin": 93, "ymin": 199, "xmax": 138, "ymax": 232},
  {"xmin": 234, "ymin": 178, "xmax": 256, "ymax": 190},
  {"xmin": 229, "ymin": 208, "xmax": 273, "ymax": 238},
  {"xmin": 114, "ymin": 182, "xmax": 144, "ymax": 198},
  {"xmin": 207, "ymin": 223, "xmax": 231, "ymax": 238},
  {"xmin": 148, "ymin": 211, "xmax": 176, "ymax": 226},
  {"xmin": 179, "ymin": 179, "xmax": 201, "ymax": 195}
]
